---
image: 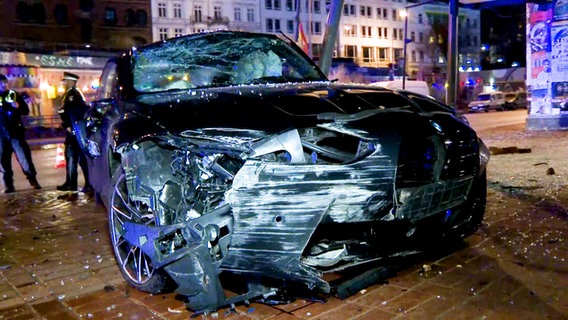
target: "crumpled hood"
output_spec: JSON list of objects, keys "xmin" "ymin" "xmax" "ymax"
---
[{"xmin": 131, "ymin": 83, "xmax": 414, "ymax": 136}]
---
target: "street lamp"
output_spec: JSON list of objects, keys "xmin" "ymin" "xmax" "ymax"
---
[{"xmin": 400, "ymin": 10, "xmax": 408, "ymax": 90}]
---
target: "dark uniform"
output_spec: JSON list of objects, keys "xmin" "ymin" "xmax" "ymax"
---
[
  {"xmin": 57, "ymin": 72, "xmax": 91, "ymax": 192},
  {"xmin": 0, "ymin": 82, "xmax": 41, "ymax": 193}
]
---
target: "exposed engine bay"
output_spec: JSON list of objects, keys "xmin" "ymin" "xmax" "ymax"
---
[{"xmin": 110, "ymin": 121, "xmax": 486, "ymax": 312}]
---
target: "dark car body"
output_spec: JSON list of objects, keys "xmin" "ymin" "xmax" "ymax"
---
[{"xmin": 74, "ymin": 31, "xmax": 489, "ymax": 313}]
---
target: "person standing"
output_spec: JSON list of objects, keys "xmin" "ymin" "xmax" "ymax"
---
[
  {"xmin": 56, "ymin": 72, "xmax": 91, "ymax": 192},
  {"xmin": 0, "ymin": 74, "xmax": 41, "ymax": 193}
]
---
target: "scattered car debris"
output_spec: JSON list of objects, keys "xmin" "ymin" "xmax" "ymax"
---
[
  {"xmin": 104, "ymin": 285, "xmax": 116, "ymax": 292},
  {"xmin": 489, "ymin": 146, "xmax": 532, "ymax": 155}
]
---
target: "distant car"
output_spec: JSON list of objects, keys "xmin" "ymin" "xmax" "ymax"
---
[
  {"xmin": 504, "ymin": 91, "xmax": 527, "ymax": 110},
  {"xmin": 468, "ymin": 91, "xmax": 507, "ymax": 112},
  {"xmin": 73, "ymin": 31, "xmax": 490, "ymax": 313},
  {"xmin": 324, "ymin": 57, "xmax": 395, "ymax": 83},
  {"xmin": 369, "ymin": 80, "xmax": 431, "ymax": 97}
]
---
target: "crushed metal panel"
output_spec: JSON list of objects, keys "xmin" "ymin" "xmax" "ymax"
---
[{"xmin": 223, "ymin": 153, "xmax": 396, "ymax": 282}]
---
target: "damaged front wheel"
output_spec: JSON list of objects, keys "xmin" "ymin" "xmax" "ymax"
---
[{"xmin": 109, "ymin": 166, "xmax": 174, "ymax": 293}]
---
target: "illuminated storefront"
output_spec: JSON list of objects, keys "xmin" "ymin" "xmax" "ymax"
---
[{"xmin": 0, "ymin": 51, "xmax": 107, "ymax": 117}]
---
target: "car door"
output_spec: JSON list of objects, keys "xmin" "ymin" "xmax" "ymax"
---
[{"xmin": 73, "ymin": 60, "xmax": 120, "ymax": 201}]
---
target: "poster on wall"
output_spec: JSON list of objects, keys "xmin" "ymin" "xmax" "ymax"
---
[
  {"xmin": 528, "ymin": 0, "xmax": 568, "ymax": 115},
  {"xmin": 527, "ymin": 2, "xmax": 553, "ymax": 115}
]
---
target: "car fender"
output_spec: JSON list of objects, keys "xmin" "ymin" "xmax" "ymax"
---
[{"xmin": 111, "ymin": 113, "xmax": 168, "ymax": 152}]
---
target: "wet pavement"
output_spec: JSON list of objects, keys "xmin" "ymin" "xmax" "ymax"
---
[{"xmin": 0, "ymin": 125, "xmax": 566, "ymax": 319}]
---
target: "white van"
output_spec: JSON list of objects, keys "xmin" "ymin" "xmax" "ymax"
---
[
  {"xmin": 504, "ymin": 91, "xmax": 527, "ymax": 109},
  {"xmin": 468, "ymin": 91, "xmax": 506, "ymax": 112},
  {"xmin": 369, "ymin": 80, "xmax": 431, "ymax": 96}
]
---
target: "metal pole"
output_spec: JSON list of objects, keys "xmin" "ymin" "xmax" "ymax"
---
[
  {"xmin": 294, "ymin": 0, "xmax": 301, "ymax": 42},
  {"xmin": 403, "ymin": 14, "xmax": 408, "ymax": 90},
  {"xmin": 308, "ymin": 0, "xmax": 313, "ymax": 57},
  {"xmin": 447, "ymin": 0, "xmax": 459, "ymax": 106},
  {"xmin": 319, "ymin": 0, "xmax": 345, "ymax": 75}
]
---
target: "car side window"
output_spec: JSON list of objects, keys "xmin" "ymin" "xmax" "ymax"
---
[{"xmin": 96, "ymin": 61, "xmax": 118, "ymax": 101}]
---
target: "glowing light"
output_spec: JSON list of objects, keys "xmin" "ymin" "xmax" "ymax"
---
[
  {"xmin": 399, "ymin": 10, "xmax": 408, "ymax": 18},
  {"xmin": 91, "ymin": 79, "xmax": 100, "ymax": 89},
  {"xmin": 39, "ymin": 81, "xmax": 50, "ymax": 91},
  {"xmin": 82, "ymin": 85, "xmax": 89, "ymax": 92},
  {"xmin": 57, "ymin": 86, "xmax": 65, "ymax": 93}
]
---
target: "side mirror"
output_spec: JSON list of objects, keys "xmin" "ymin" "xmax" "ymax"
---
[
  {"xmin": 71, "ymin": 99, "xmax": 115, "ymax": 159},
  {"xmin": 72, "ymin": 119, "xmax": 101, "ymax": 158}
]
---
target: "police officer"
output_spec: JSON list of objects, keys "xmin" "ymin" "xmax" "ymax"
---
[
  {"xmin": 56, "ymin": 72, "xmax": 91, "ymax": 192},
  {"xmin": 0, "ymin": 74, "xmax": 41, "ymax": 193}
]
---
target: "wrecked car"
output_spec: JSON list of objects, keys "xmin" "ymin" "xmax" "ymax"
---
[{"xmin": 73, "ymin": 31, "xmax": 490, "ymax": 313}]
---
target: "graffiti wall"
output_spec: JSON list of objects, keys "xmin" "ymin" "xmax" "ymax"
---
[{"xmin": 527, "ymin": 1, "xmax": 568, "ymax": 115}]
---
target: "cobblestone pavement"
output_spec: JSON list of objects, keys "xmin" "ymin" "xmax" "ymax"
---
[{"xmin": 0, "ymin": 124, "xmax": 566, "ymax": 319}]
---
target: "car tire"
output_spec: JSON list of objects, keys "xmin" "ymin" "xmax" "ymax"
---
[{"xmin": 108, "ymin": 165, "xmax": 175, "ymax": 294}]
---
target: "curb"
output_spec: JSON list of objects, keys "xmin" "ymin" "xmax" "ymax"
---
[{"xmin": 28, "ymin": 138, "xmax": 65, "ymax": 150}]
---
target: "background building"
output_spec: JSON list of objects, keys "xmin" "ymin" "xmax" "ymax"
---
[
  {"xmin": 150, "ymin": 0, "xmax": 480, "ymax": 87},
  {"xmin": 2, "ymin": 0, "xmax": 482, "ymax": 112},
  {"xmin": 0, "ymin": 0, "xmax": 152, "ymax": 117},
  {"xmin": 0, "ymin": 0, "xmax": 151, "ymax": 52}
]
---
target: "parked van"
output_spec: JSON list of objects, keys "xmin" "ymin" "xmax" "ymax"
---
[
  {"xmin": 369, "ymin": 80, "xmax": 431, "ymax": 97},
  {"xmin": 504, "ymin": 91, "xmax": 527, "ymax": 110},
  {"xmin": 468, "ymin": 91, "xmax": 506, "ymax": 112}
]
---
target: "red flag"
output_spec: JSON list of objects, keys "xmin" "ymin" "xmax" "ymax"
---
[{"xmin": 298, "ymin": 22, "xmax": 309, "ymax": 54}]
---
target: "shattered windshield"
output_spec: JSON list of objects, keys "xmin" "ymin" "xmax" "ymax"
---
[{"xmin": 132, "ymin": 32, "xmax": 327, "ymax": 93}]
